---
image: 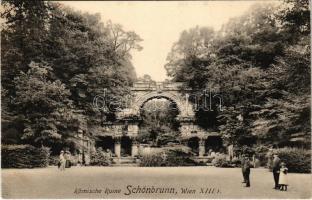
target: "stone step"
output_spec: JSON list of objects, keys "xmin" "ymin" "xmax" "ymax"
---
[
  {"xmin": 113, "ymin": 157, "xmax": 137, "ymax": 164},
  {"xmin": 111, "ymin": 163, "xmax": 139, "ymax": 167},
  {"xmin": 112, "ymin": 157, "xmax": 139, "ymax": 167}
]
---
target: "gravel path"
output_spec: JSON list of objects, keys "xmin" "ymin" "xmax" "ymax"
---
[{"xmin": 2, "ymin": 166, "xmax": 311, "ymax": 199}]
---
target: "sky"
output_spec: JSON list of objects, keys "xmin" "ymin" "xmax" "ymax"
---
[{"xmin": 61, "ymin": 1, "xmax": 277, "ymax": 82}]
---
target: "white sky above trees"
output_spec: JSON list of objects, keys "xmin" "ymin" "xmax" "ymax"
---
[{"xmin": 61, "ymin": 1, "xmax": 279, "ymax": 82}]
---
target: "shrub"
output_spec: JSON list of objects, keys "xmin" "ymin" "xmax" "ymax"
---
[
  {"xmin": 267, "ymin": 148, "xmax": 311, "ymax": 173},
  {"xmin": 70, "ymin": 155, "xmax": 79, "ymax": 166},
  {"xmin": 140, "ymin": 147, "xmax": 199, "ymax": 167},
  {"xmin": 233, "ymin": 145, "xmax": 255, "ymax": 156},
  {"xmin": 137, "ymin": 130, "xmax": 151, "ymax": 144},
  {"xmin": 49, "ymin": 155, "xmax": 60, "ymax": 166},
  {"xmin": 2, "ymin": 145, "xmax": 50, "ymax": 168},
  {"xmin": 205, "ymin": 156, "xmax": 214, "ymax": 163},
  {"xmin": 231, "ymin": 157, "xmax": 241, "ymax": 167},
  {"xmin": 254, "ymin": 145, "xmax": 270, "ymax": 167},
  {"xmin": 89, "ymin": 148, "xmax": 111, "ymax": 166},
  {"xmin": 140, "ymin": 154, "xmax": 164, "ymax": 167},
  {"xmin": 212, "ymin": 154, "xmax": 231, "ymax": 167},
  {"xmin": 156, "ymin": 132, "xmax": 180, "ymax": 146},
  {"xmin": 165, "ymin": 149, "xmax": 198, "ymax": 166},
  {"xmin": 241, "ymin": 145, "xmax": 255, "ymax": 156}
]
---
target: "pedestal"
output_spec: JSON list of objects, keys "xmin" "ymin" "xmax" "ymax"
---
[
  {"xmin": 131, "ymin": 142, "xmax": 139, "ymax": 157},
  {"xmin": 127, "ymin": 123, "xmax": 139, "ymax": 137},
  {"xmin": 199, "ymin": 139, "xmax": 205, "ymax": 157},
  {"xmin": 114, "ymin": 142, "xmax": 121, "ymax": 158}
]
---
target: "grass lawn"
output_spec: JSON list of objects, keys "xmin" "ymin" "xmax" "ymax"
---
[{"xmin": 2, "ymin": 166, "xmax": 311, "ymax": 199}]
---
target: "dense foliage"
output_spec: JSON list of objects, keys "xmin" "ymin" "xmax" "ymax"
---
[
  {"xmin": 139, "ymin": 154, "xmax": 164, "ymax": 167},
  {"xmin": 138, "ymin": 98, "xmax": 180, "ymax": 146},
  {"xmin": 90, "ymin": 148, "xmax": 112, "ymax": 166},
  {"xmin": 267, "ymin": 148, "xmax": 311, "ymax": 173},
  {"xmin": 211, "ymin": 154, "xmax": 231, "ymax": 168},
  {"xmin": 2, "ymin": 145, "xmax": 50, "ymax": 168},
  {"xmin": 165, "ymin": 1, "xmax": 310, "ymax": 150},
  {"xmin": 1, "ymin": 1, "xmax": 141, "ymax": 153},
  {"xmin": 140, "ymin": 148, "xmax": 199, "ymax": 167}
]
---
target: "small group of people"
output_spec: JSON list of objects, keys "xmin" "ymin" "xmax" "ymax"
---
[
  {"xmin": 241, "ymin": 153, "xmax": 288, "ymax": 190},
  {"xmin": 272, "ymin": 153, "xmax": 288, "ymax": 191},
  {"xmin": 58, "ymin": 150, "xmax": 72, "ymax": 171}
]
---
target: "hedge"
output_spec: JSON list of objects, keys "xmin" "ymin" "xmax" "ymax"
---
[
  {"xmin": 49, "ymin": 155, "xmax": 60, "ymax": 166},
  {"xmin": 2, "ymin": 145, "xmax": 50, "ymax": 168},
  {"xmin": 267, "ymin": 148, "xmax": 311, "ymax": 173},
  {"xmin": 254, "ymin": 145, "xmax": 270, "ymax": 167},
  {"xmin": 140, "ymin": 153, "xmax": 164, "ymax": 167},
  {"xmin": 89, "ymin": 149, "xmax": 111, "ymax": 166},
  {"xmin": 140, "ymin": 148, "xmax": 200, "ymax": 167},
  {"xmin": 212, "ymin": 154, "xmax": 235, "ymax": 168}
]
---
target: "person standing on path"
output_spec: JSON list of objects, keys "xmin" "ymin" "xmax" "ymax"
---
[
  {"xmin": 59, "ymin": 150, "xmax": 66, "ymax": 171},
  {"xmin": 242, "ymin": 156, "xmax": 251, "ymax": 187},
  {"xmin": 272, "ymin": 153, "xmax": 281, "ymax": 189},
  {"xmin": 64, "ymin": 150, "xmax": 71, "ymax": 168},
  {"xmin": 279, "ymin": 162, "xmax": 288, "ymax": 191},
  {"xmin": 241, "ymin": 155, "xmax": 246, "ymax": 183}
]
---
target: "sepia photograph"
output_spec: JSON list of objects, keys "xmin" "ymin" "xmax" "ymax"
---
[{"xmin": 1, "ymin": 0, "xmax": 311, "ymax": 199}]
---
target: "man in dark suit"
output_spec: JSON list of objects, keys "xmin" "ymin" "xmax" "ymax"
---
[
  {"xmin": 241, "ymin": 155, "xmax": 246, "ymax": 183},
  {"xmin": 272, "ymin": 153, "xmax": 281, "ymax": 189},
  {"xmin": 242, "ymin": 155, "xmax": 251, "ymax": 187}
]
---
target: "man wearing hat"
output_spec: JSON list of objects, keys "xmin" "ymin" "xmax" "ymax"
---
[
  {"xmin": 242, "ymin": 155, "xmax": 251, "ymax": 187},
  {"xmin": 272, "ymin": 153, "xmax": 281, "ymax": 189},
  {"xmin": 241, "ymin": 155, "xmax": 246, "ymax": 183}
]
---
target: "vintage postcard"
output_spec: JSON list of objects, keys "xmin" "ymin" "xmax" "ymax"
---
[{"xmin": 1, "ymin": 0, "xmax": 311, "ymax": 199}]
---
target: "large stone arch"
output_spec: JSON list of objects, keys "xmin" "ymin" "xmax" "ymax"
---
[
  {"xmin": 89, "ymin": 81, "xmax": 223, "ymax": 161},
  {"xmin": 132, "ymin": 90, "xmax": 195, "ymax": 118},
  {"xmin": 116, "ymin": 82, "xmax": 195, "ymax": 119}
]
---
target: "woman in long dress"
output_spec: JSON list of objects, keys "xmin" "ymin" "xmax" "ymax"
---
[
  {"xmin": 64, "ymin": 151, "xmax": 71, "ymax": 168},
  {"xmin": 59, "ymin": 150, "xmax": 66, "ymax": 171}
]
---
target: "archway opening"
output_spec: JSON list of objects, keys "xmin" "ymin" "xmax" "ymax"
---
[
  {"xmin": 205, "ymin": 136, "xmax": 223, "ymax": 153},
  {"xmin": 95, "ymin": 136, "xmax": 115, "ymax": 153},
  {"xmin": 188, "ymin": 137, "xmax": 199, "ymax": 155},
  {"xmin": 138, "ymin": 97, "xmax": 180, "ymax": 146},
  {"xmin": 121, "ymin": 136, "xmax": 132, "ymax": 157}
]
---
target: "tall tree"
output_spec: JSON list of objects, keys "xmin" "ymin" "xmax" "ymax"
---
[
  {"xmin": 164, "ymin": 1, "xmax": 310, "ymax": 148},
  {"xmin": 1, "ymin": 0, "xmax": 50, "ymax": 92},
  {"xmin": 1, "ymin": 1, "xmax": 142, "ymax": 152},
  {"xmin": 13, "ymin": 62, "xmax": 71, "ymax": 147}
]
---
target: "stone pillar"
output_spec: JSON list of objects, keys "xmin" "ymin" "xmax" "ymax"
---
[
  {"xmin": 114, "ymin": 138, "xmax": 121, "ymax": 158},
  {"xmin": 128, "ymin": 123, "xmax": 139, "ymax": 137},
  {"xmin": 228, "ymin": 144, "xmax": 234, "ymax": 161},
  {"xmin": 177, "ymin": 116, "xmax": 196, "ymax": 138},
  {"xmin": 179, "ymin": 123, "xmax": 190, "ymax": 138},
  {"xmin": 199, "ymin": 139, "xmax": 205, "ymax": 157},
  {"xmin": 77, "ymin": 129, "xmax": 84, "ymax": 163},
  {"xmin": 138, "ymin": 144, "xmax": 144, "ymax": 156},
  {"xmin": 78, "ymin": 151, "xmax": 83, "ymax": 165},
  {"xmin": 131, "ymin": 140, "xmax": 139, "ymax": 157}
]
